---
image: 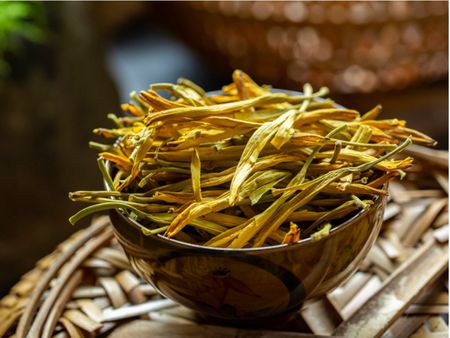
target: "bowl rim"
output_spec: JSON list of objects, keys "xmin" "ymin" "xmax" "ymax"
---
[
  {"xmin": 111, "ymin": 192, "xmax": 383, "ymax": 253},
  {"xmin": 108, "ymin": 88, "xmax": 384, "ymax": 253}
]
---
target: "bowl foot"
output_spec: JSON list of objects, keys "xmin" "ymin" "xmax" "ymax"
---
[{"xmin": 197, "ymin": 308, "xmax": 310, "ymax": 331}]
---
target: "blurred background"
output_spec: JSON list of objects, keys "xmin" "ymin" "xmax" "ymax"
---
[{"xmin": 0, "ymin": 1, "xmax": 447, "ymax": 295}]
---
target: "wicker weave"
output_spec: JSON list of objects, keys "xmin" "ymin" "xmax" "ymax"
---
[
  {"xmin": 0, "ymin": 145, "xmax": 448, "ymax": 338},
  {"xmin": 162, "ymin": 1, "xmax": 448, "ymax": 94}
]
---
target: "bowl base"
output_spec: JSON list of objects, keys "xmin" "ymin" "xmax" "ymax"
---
[{"xmin": 197, "ymin": 309, "xmax": 310, "ymax": 331}]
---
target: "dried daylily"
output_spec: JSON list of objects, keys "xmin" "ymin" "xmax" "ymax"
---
[
  {"xmin": 69, "ymin": 70, "xmax": 436, "ymax": 248},
  {"xmin": 282, "ymin": 222, "xmax": 301, "ymax": 244}
]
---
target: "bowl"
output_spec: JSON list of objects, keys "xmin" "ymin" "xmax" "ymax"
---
[
  {"xmin": 109, "ymin": 194, "xmax": 386, "ymax": 323},
  {"xmin": 107, "ymin": 89, "xmax": 387, "ymax": 323}
]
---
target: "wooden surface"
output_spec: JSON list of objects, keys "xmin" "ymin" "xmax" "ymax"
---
[{"xmin": 0, "ymin": 148, "xmax": 448, "ymax": 338}]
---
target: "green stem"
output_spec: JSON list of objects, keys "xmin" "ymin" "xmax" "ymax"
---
[
  {"xmin": 89, "ymin": 141, "xmax": 114, "ymax": 152},
  {"xmin": 331, "ymin": 139, "xmax": 396, "ymax": 149},
  {"xmin": 97, "ymin": 158, "xmax": 115, "ymax": 191},
  {"xmin": 142, "ymin": 225, "xmax": 169, "ymax": 235},
  {"xmin": 69, "ymin": 201, "xmax": 150, "ymax": 225},
  {"xmin": 354, "ymin": 138, "xmax": 412, "ymax": 172}
]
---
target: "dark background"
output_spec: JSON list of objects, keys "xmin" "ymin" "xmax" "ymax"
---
[{"xmin": 0, "ymin": 2, "xmax": 447, "ymax": 295}]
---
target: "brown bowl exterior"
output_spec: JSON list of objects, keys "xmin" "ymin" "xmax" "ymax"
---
[{"xmin": 109, "ymin": 193, "xmax": 386, "ymax": 322}]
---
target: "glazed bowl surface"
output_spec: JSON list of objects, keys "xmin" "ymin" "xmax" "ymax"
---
[
  {"xmin": 108, "ymin": 89, "xmax": 387, "ymax": 322},
  {"xmin": 109, "ymin": 194, "xmax": 386, "ymax": 322}
]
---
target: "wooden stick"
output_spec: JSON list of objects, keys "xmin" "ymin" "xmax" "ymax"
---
[
  {"xmin": 16, "ymin": 216, "xmax": 110, "ymax": 338},
  {"xmin": 27, "ymin": 228, "xmax": 113, "ymax": 338},
  {"xmin": 433, "ymin": 211, "xmax": 448, "ymax": 228},
  {"xmin": 0, "ymin": 308, "xmax": 22, "ymax": 337},
  {"xmin": 402, "ymin": 199, "xmax": 447, "ymax": 247},
  {"xmin": 76, "ymin": 299, "xmax": 103, "ymax": 323},
  {"xmin": 427, "ymin": 316, "xmax": 448, "ymax": 332},
  {"xmin": 389, "ymin": 182, "xmax": 411, "ymax": 204},
  {"xmin": 371, "ymin": 266, "xmax": 389, "ymax": 281},
  {"xmin": 406, "ymin": 305, "xmax": 448, "ymax": 315},
  {"xmin": 115, "ymin": 270, "xmax": 147, "ymax": 304},
  {"xmin": 339, "ymin": 275, "xmax": 383, "ymax": 320},
  {"xmin": 416, "ymin": 291, "xmax": 448, "ymax": 306},
  {"xmin": 377, "ymin": 238, "xmax": 400, "ymax": 260},
  {"xmin": 71, "ymin": 284, "xmax": 156, "ymax": 299},
  {"xmin": 334, "ymin": 243, "xmax": 448, "ymax": 338},
  {"xmin": 383, "ymin": 230, "xmax": 406, "ymax": 261},
  {"xmin": 406, "ymin": 190, "xmax": 445, "ymax": 199},
  {"xmin": 366, "ymin": 245, "xmax": 395, "ymax": 274},
  {"xmin": 115, "ymin": 271, "xmax": 140, "ymax": 294},
  {"xmin": 380, "ymin": 316, "xmax": 428, "ymax": 338},
  {"xmin": 82, "ymin": 258, "xmax": 114, "ymax": 269},
  {"xmin": 97, "ymin": 321, "xmax": 117, "ymax": 336},
  {"xmin": 327, "ymin": 272, "xmax": 372, "ymax": 311},
  {"xmin": 102, "ymin": 299, "xmax": 176, "ymax": 322},
  {"xmin": 11, "ymin": 280, "xmax": 36, "ymax": 298},
  {"xmin": 404, "ymin": 144, "xmax": 448, "ymax": 169},
  {"xmin": 52, "ymin": 331, "xmax": 69, "ymax": 338},
  {"xmin": 72, "ymin": 286, "xmax": 106, "ymax": 299},
  {"xmin": 393, "ymin": 202, "xmax": 430, "ymax": 240},
  {"xmin": 138, "ymin": 284, "xmax": 157, "ymax": 296},
  {"xmin": 383, "ymin": 204, "xmax": 401, "ymax": 221},
  {"xmin": 1, "ymin": 294, "xmax": 19, "ymax": 308},
  {"xmin": 93, "ymin": 247, "xmax": 129, "ymax": 270},
  {"xmin": 58, "ymin": 317, "xmax": 83, "ymax": 338},
  {"xmin": 409, "ymin": 331, "xmax": 448, "ymax": 338},
  {"xmin": 92, "ymin": 297, "xmax": 111, "ymax": 310},
  {"xmin": 432, "ymin": 170, "xmax": 448, "ymax": 194},
  {"xmin": 98, "ymin": 277, "xmax": 127, "ymax": 309},
  {"xmin": 300, "ymin": 298, "xmax": 342, "ymax": 335},
  {"xmin": 414, "ymin": 279, "xmax": 448, "ymax": 306},
  {"xmin": 41, "ymin": 270, "xmax": 83, "ymax": 338},
  {"xmin": 433, "ymin": 225, "xmax": 448, "ymax": 243},
  {"xmin": 62, "ymin": 309, "xmax": 101, "ymax": 333}
]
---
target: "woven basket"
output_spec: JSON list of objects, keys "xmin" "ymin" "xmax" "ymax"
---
[
  {"xmin": 160, "ymin": 1, "xmax": 448, "ymax": 93},
  {"xmin": 0, "ymin": 145, "xmax": 448, "ymax": 337}
]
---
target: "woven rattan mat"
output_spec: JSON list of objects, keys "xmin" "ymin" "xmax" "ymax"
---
[{"xmin": 1, "ymin": 145, "xmax": 448, "ymax": 338}]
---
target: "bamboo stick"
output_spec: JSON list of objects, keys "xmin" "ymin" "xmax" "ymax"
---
[
  {"xmin": 404, "ymin": 144, "xmax": 448, "ymax": 169},
  {"xmin": 101, "ymin": 299, "xmax": 176, "ymax": 322},
  {"xmin": 402, "ymin": 199, "xmax": 448, "ymax": 247},
  {"xmin": 26, "ymin": 229, "xmax": 113, "ymax": 338},
  {"xmin": 433, "ymin": 225, "xmax": 448, "ymax": 243},
  {"xmin": 334, "ymin": 242, "xmax": 448, "ymax": 338},
  {"xmin": 41, "ymin": 270, "xmax": 83, "ymax": 338},
  {"xmin": 339, "ymin": 275, "xmax": 382, "ymax": 320},
  {"xmin": 380, "ymin": 316, "xmax": 428, "ymax": 338},
  {"xmin": 327, "ymin": 272, "xmax": 372, "ymax": 311},
  {"xmin": 300, "ymin": 298, "xmax": 341, "ymax": 335},
  {"xmin": 406, "ymin": 305, "xmax": 448, "ymax": 315},
  {"xmin": 16, "ymin": 217, "xmax": 110, "ymax": 338}
]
